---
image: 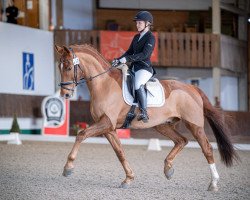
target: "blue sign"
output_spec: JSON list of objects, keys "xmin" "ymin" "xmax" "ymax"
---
[{"xmin": 23, "ymin": 52, "xmax": 34, "ymax": 90}]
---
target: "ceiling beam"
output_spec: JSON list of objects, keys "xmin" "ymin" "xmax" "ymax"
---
[{"xmin": 220, "ymin": 2, "xmax": 249, "ymax": 16}]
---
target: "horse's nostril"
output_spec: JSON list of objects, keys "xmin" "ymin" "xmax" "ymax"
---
[{"xmin": 65, "ymin": 93, "xmax": 70, "ymax": 98}]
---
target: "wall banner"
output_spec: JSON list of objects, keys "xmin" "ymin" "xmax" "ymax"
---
[
  {"xmin": 100, "ymin": 31, "xmax": 158, "ymax": 63},
  {"xmin": 23, "ymin": 52, "xmax": 34, "ymax": 90},
  {"xmin": 41, "ymin": 95, "xmax": 69, "ymax": 136}
]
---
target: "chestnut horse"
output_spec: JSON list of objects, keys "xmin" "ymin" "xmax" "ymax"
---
[{"xmin": 55, "ymin": 44, "xmax": 238, "ymax": 191}]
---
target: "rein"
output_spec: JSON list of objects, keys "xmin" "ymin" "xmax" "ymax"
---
[{"xmin": 59, "ymin": 47, "xmax": 115, "ymax": 92}]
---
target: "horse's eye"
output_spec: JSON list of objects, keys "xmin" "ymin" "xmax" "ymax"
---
[
  {"xmin": 60, "ymin": 58, "xmax": 72, "ymax": 71},
  {"xmin": 62, "ymin": 60, "xmax": 72, "ymax": 71}
]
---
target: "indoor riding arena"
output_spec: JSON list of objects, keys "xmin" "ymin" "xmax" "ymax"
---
[{"xmin": 1, "ymin": 1, "xmax": 250, "ymax": 200}]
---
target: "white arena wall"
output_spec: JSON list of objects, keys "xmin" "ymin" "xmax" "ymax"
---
[
  {"xmin": 0, "ymin": 22, "xmax": 55, "ymax": 134},
  {"xmin": 189, "ymin": 76, "xmax": 239, "ymax": 111},
  {"xmin": 0, "ymin": 22, "xmax": 54, "ymax": 95}
]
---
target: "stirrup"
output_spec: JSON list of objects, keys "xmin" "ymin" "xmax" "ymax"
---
[{"xmin": 137, "ymin": 113, "xmax": 149, "ymax": 123}]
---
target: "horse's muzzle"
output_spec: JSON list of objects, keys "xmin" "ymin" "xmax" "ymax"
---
[
  {"xmin": 65, "ymin": 93, "xmax": 72, "ymax": 99},
  {"xmin": 62, "ymin": 93, "xmax": 72, "ymax": 99}
]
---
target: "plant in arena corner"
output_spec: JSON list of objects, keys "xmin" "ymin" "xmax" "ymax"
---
[{"xmin": 10, "ymin": 114, "xmax": 21, "ymax": 133}]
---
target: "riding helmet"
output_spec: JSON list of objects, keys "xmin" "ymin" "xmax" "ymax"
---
[{"xmin": 133, "ymin": 11, "xmax": 153, "ymax": 24}]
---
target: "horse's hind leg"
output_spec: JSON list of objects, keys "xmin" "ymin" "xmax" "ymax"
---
[
  {"xmin": 185, "ymin": 121, "xmax": 219, "ymax": 191},
  {"xmin": 63, "ymin": 115, "xmax": 113, "ymax": 177},
  {"xmin": 154, "ymin": 124, "xmax": 188, "ymax": 180},
  {"xmin": 104, "ymin": 131, "xmax": 134, "ymax": 188}
]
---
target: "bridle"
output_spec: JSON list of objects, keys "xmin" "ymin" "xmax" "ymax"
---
[
  {"xmin": 59, "ymin": 47, "xmax": 115, "ymax": 93},
  {"xmin": 59, "ymin": 48, "xmax": 85, "ymax": 92}
]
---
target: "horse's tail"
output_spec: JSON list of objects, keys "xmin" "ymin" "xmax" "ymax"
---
[{"xmin": 195, "ymin": 87, "xmax": 239, "ymax": 167}]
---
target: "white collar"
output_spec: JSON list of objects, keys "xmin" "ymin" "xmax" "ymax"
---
[{"xmin": 138, "ymin": 30, "xmax": 148, "ymax": 41}]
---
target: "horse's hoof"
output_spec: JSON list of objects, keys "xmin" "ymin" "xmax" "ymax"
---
[
  {"xmin": 119, "ymin": 182, "xmax": 130, "ymax": 189},
  {"xmin": 207, "ymin": 183, "xmax": 219, "ymax": 192},
  {"xmin": 164, "ymin": 166, "xmax": 174, "ymax": 180},
  {"xmin": 62, "ymin": 168, "xmax": 74, "ymax": 177}
]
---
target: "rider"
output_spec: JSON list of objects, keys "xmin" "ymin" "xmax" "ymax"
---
[{"xmin": 113, "ymin": 11, "xmax": 155, "ymax": 123}]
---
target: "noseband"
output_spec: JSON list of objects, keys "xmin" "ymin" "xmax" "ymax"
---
[{"xmin": 59, "ymin": 47, "xmax": 115, "ymax": 92}]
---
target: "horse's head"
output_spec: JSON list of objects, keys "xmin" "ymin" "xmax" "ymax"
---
[{"xmin": 55, "ymin": 45, "xmax": 85, "ymax": 99}]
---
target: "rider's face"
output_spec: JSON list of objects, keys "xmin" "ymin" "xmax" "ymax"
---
[{"xmin": 136, "ymin": 21, "xmax": 146, "ymax": 32}]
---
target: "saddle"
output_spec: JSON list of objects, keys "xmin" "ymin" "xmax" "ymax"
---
[
  {"xmin": 117, "ymin": 64, "xmax": 165, "ymax": 107},
  {"xmin": 117, "ymin": 64, "xmax": 165, "ymax": 128}
]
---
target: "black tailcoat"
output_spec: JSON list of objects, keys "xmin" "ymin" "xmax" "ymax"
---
[{"xmin": 119, "ymin": 31, "xmax": 155, "ymax": 73}]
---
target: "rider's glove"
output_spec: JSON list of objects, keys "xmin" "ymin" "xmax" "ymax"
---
[{"xmin": 119, "ymin": 57, "xmax": 127, "ymax": 64}]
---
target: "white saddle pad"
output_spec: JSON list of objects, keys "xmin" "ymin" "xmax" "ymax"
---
[{"xmin": 117, "ymin": 64, "xmax": 165, "ymax": 107}]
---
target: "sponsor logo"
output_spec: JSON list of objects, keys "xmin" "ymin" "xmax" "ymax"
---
[{"xmin": 42, "ymin": 97, "xmax": 65, "ymax": 126}]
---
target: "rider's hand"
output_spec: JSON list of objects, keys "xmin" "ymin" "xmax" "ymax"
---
[
  {"xmin": 112, "ymin": 59, "xmax": 120, "ymax": 67},
  {"xmin": 119, "ymin": 57, "xmax": 127, "ymax": 64}
]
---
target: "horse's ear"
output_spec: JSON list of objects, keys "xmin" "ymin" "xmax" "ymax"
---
[
  {"xmin": 55, "ymin": 45, "xmax": 63, "ymax": 55},
  {"xmin": 63, "ymin": 45, "xmax": 71, "ymax": 54}
]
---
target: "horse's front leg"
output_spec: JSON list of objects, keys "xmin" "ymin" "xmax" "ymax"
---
[
  {"xmin": 104, "ymin": 131, "xmax": 134, "ymax": 188},
  {"xmin": 63, "ymin": 115, "xmax": 113, "ymax": 177}
]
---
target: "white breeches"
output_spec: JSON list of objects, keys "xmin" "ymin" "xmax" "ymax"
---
[{"xmin": 134, "ymin": 69, "xmax": 152, "ymax": 90}]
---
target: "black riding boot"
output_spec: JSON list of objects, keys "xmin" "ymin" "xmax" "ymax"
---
[{"xmin": 136, "ymin": 85, "xmax": 149, "ymax": 123}]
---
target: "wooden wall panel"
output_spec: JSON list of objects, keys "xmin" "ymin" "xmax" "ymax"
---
[
  {"xmin": 197, "ymin": 34, "xmax": 204, "ymax": 66},
  {"xmin": 15, "ymin": 0, "xmax": 39, "ymax": 28},
  {"xmin": 172, "ymin": 33, "xmax": 178, "ymax": 66},
  {"xmin": 69, "ymin": 101, "xmax": 94, "ymax": 135},
  {"xmin": 25, "ymin": 0, "xmax": 39, "ymax": 28},
  {"xmin": 0, "ymin": 94, "xmax": 44, "ymax": 118},
  {"xmin": 191, "ymin": 33, "xmax": 197, "ymax": 66},
  {"xmin": 53, "ymin": 30, "xmax": 246, "ymax": 70},
  {"xmin": 166, "ymin": 33, "xmax": 172, "ymax": 66},
  {"xmin": 204, "ymin": 34, "xmax": 211, "ymax": 67},
  {"xmin": 14, "ymin": 0, "xmax": 25, "ymax": 25},
  {"xmin": 178, "ymin": 33, "xmax": 185, "ymax": 66},
  {"xmin": 184, "ymin": 33, "xmax": 191, "ymax": 66},
  {"xmin": 96, "ymin": 9, "xmax": 190, "ymax": 32},
  {"xmin": 158, "ymin": 32, "xmax": 164, "ymax": 65}
]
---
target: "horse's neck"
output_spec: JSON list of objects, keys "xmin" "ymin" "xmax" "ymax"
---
[
  {"xmin": 82, "ymin": 55, "xmax": 113, "ymax": 95},
  {"xmin": 77, "ymin": 50, "xmax": 121, "ymax": 102}
]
